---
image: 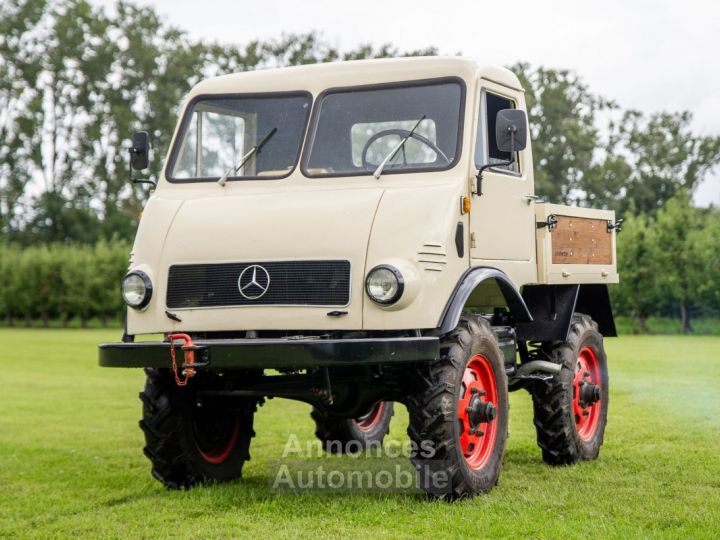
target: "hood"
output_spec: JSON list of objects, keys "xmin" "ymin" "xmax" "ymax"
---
[{"xmin": 128, "ymin": 186, "xmax": 383, "ymax": 333}]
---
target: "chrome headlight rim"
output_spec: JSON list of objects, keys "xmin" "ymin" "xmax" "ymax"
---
[
  {"xmin": 365, "ymin": 264, "xmax": 404, "ymax": 305},
  {"xmin": 121, "ymin": 270, "xmax": 153, "ymax": 310}
]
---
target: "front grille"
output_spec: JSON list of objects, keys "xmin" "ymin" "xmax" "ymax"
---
[{"xmin": 166, "ymin": 260, "xmax": 351, "ymax": 309}]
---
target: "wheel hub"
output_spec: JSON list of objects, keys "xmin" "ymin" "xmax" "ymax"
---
[
  {"xmin": 467, "ymin": 396, "xmax": 497, "ymax": 427},
  {"xmin": 579, "ymin": 381, "xmax": 601, "ymax": 406}
]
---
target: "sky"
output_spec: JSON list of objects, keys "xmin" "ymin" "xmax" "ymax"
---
[{"xmin": 93, "ymin": 0, "xmax": 720, "ymax": 205}]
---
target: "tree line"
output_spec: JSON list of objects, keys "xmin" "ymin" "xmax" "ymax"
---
[
  {"xmin": 1, "ymin": 0, "xmax": 719, "ymax": 331},
  {"xmin": 0, "ymin": 240, "xmax": 129, "ymax": 326}
]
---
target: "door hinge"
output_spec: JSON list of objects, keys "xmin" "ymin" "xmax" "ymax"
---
[{"xmin": 470, "ymin": 232, "xmax": 477, "ymax": 248}]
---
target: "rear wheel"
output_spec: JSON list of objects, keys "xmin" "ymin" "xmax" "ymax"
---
[
  {"xmin": 407, "ymin": 315, "xmax": 508, "ymax": 499},
  {"xmin": 312, "ymin": 401, "xmax": 394, "ymax": 453},
  {"xmin": 531, "ymin": 313, "xmax": 609, "ymax": 465},
  {"xmin": 139, "ymin": 368, "xmax": 256, "ymax": 489}
]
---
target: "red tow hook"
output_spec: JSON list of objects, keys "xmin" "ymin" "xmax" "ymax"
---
[{"xmin": 168, "ymin": 333, "xmax": 197, "ymax": 386}]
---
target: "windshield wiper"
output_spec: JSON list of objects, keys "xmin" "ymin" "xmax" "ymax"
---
[
  {"xmin": 218, "ymin": 127, "xmax": 278, "ymax": 186},
  {"xmin": 372, "ymin": 115, "xmax": 426, "ymax": 180}
]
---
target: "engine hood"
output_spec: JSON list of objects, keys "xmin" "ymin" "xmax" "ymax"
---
[{"xmin": 128, "ymin": 186, "xmax": 383, "ymax": 333}]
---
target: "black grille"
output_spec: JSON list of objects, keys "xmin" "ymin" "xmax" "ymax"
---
[{"xmin": 166, "ymin": 260, "xmax": 351, "ymax": 308}]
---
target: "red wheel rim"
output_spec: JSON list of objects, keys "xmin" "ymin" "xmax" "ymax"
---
[
  {"xmin": 354, "ymin": 402, "xmax": 386, "ymax": 433},
  {"xmin": 573, "ymin": 346, "xmax": 602, "ymax": 441},
  {"xmin": 193, "ymin": 416, "xmax": 241, "ymax": 465},
  {"xmin": 458, "ymin": 354, "xmax": 499, "ymax": 470}
]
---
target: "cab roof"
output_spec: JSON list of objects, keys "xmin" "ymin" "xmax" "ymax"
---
[{"xmin": 187, "ymin": 57, "xmax": 523, "ymax": 99}]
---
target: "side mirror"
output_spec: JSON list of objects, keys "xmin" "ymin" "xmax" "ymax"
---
[
  {"xmin": 128, "ymin": 131, "xmax": 155, "ymax": 187},
  {"xmin": 495, "ymin": 109, "xmax": 527, "ymax": 154},
  {"xmin": 474, "ymin": 109, "xmax": 528, "ymax": 197},
  {"xmin": 130, "ymin": 131, "xmax": 150, "ymax": 170}
]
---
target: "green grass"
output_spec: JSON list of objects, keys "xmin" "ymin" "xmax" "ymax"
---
[{"xmin": 1, "ymin": 329, "xmax": 718, "ymax": 539}]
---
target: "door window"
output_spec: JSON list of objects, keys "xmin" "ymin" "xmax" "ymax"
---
[{"xmin": 475, "ymin": 91, "xmax": 520, "ymax": 173}]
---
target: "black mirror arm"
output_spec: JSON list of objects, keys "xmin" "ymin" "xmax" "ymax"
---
[
  {"xmin": 475, "ymin": 131, "xmax": 516, "ymax": 196},
  {"xmin": 127, "ymin": 147, "xmax": 156, "ymax": 188}
]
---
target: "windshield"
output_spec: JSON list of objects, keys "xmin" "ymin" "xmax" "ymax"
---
[
  {"xmin": 167, "ymin": 93, "xmax": 311, "ymax": 181},
  {"xmin": 304, "ymin": 80, "xmax": 463, "ymax": 177}
]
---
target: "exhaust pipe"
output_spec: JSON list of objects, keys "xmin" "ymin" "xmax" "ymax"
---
[{"xmin": 513, "ymin": 360, "xmax": 562, "ymax": 378}]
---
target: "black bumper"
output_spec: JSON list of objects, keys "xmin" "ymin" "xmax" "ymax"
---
[{"xmin": 98, "ymin": 336, "xmax": 439, "ymax": 370}]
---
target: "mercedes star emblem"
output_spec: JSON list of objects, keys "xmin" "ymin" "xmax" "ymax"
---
[{"xmin": 237, "ymin": 265, "xmax": 271, "ymax": 300}]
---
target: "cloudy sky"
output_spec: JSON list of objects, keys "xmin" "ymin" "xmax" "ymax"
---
[{"xmin": 93, "ymin": 0, "xmax": 720, "ymax": 205}]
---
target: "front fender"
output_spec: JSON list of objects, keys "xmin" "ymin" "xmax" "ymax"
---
[{"xmin": 437, "ymin": 267, "xmax": 533, "ymax": 334}]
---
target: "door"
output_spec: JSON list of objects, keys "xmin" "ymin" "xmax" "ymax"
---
[{"xmin": 470, "ymin": 82, "xmax": 536, "ymax": 262}]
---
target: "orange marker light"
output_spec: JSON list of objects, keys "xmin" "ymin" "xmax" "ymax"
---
[{"xmin": 461, "ymin": 196, "xmax": 471, "ymax": 214}]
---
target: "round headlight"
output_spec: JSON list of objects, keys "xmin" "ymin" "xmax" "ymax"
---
[
  {"xmin": 121, "ymin": 271, "xmax": 152, "ymax": 309},
  {"xmin": 365, "ymin": 265, "xmax": 404, "ymax": 305}
]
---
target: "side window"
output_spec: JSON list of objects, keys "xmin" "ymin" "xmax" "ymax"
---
[{"xmin": 475, "ymin": 91, "xmax": 520, "ymax": 173}]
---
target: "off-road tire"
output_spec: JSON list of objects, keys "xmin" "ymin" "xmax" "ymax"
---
[
  {"xmin": 139, "ymin": 368, "xmax": 256, "ymax": 489},
  {"xmin": 531, "ymin": 313, "xmax": 609, "ymax": 466},
  {"xmin": 407, "ymin": 315, "xmax": 508, "ymax": 499},
  {"xmin": 312, "ymin": 402, "xmax": 394, "ymax": 453}
]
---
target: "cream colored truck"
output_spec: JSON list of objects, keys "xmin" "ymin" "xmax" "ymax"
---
[{"xmin": 100, "ymin": 57, "xmax": 619, "ymax": 498}]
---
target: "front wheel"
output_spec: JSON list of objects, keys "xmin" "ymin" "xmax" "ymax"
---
[
  {"xmin": 407, "ymin": 315, "xmax": 508, "ymax": 499},
  {"xmin": 531, "ymin": 313, "xmax": 609, "ymax": 465},
  {"xmin": 139, "ymin": 368, "xmax": 256, "ymax": 489}
]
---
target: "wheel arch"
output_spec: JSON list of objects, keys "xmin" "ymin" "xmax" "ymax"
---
[{"xmin": 437, "ymin": 267, "xmax": 533, "ymax": 335}]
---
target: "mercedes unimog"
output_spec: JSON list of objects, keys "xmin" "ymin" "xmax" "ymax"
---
[{"xmin": 99, "ymin": 57, "xmax": 620, "ymax": 499}]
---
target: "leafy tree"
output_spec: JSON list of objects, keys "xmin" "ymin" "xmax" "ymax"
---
[
  {"xmin": 58, "ymin": 245, "xmax": 95, "ymax": 326},
  {"xmin": 511, "ymin": 63, "xmax": 612, "ymax": 205},
  {"xmin": 12, "ymin": 0, "xmax": 117, "ymax": 243},
  {"xmin": 0, "ymin": 0, "xmax": 45, "ymax": 238},
  {"xmin": 652, "ymin": 191, "xmax": 706, "ymax": 333},
  {"xmin": 613, "ymin": 212, "xmax": 660, "ymax": 332},
  {"xmin": 691, "ymin": 209, "xmax": 720, "ymax": 316},
  {"xmin": 513, "ymin": 64, "xmax": 720, "ymax": 218},
  {"xmin": 88, "ymin": 238, "xmax": 129, "ymax": 325},
  {"xmin": 589, "ymin": 111, "xmax": 720, "ymax": 216},
  {"xmin": 0, "ymin": 244, "xmax": 17, "ymax": 323},
  {"xmin": 9, "ymin": 247, "xmax": 39, "ymax": 325}
]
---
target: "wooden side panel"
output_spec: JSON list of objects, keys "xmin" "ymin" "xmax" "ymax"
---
[{"xmin": 551, "ymin": 216, "xmax": 612, "ymax": 265}]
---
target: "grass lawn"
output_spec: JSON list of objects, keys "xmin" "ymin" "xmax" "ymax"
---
[{"xmin": 0, "ymin": 329, "xmax": 718, "ymax": 539}]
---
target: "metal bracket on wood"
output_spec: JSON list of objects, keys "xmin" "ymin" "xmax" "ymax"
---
[
  {"xmin": 607, "ymin": 219, "xmax": 624, "ymax": 233},
  {"xmin": 536, "ymin": 214, "xmax": 558, "ymax": 232}
]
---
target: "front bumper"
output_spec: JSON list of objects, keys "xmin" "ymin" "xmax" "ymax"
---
[{"xmin": 98, "ymin": 336, "xmax": 439, "ymax": 370}]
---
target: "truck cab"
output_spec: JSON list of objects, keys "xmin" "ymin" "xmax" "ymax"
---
[{"xmin": 101, "ymin": 57, "xmax": 618, "ymax": 499}]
